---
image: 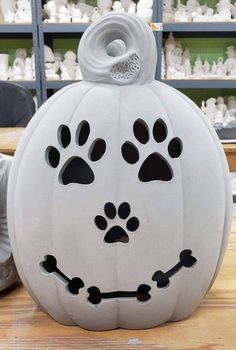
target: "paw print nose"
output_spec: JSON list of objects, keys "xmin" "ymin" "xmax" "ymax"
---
[{"xmin": 95, "ymin": 202, "xmax": 139, "ymax": 244}]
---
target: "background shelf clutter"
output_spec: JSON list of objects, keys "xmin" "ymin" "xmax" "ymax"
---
[
  {"xmin": 0, "ymin": 48, "xmax": 35, "ymax": 81},
  {"xmin": 163, "ymin": 32, "xmax": 236, "ymax": 80},
  {"xmin": 0, "ymin": 0, "xmax": 236, "ymax": 140},
  {"xmin": 0, "ymin": 0, "xmax": 32, "ymax": 24},
  {"xmin": 43, "ymin": 0, "xmax": 153, "ymax": 24},
  {"xmin": 163, "ymin": 0, "xmax": 236, "ymax": 23},
  {"xmin": 44, "ymin": 45, "xmax": 82, "ymax": 81}
]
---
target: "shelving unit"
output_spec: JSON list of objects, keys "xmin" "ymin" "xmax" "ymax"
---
[
  {"xmin": 1, "ymin": 0, "xmax": 236, "ymax": 107},
  {"xmin": 159, "ymin": 0, "xmax": 236, "ymax": 203},
  {"xmin": 0, "ymin": 0, "xmax": 42, "ymax": 105},
  {"xmin": 35, "ymin": 0, "xmax": 86, "ymax": 102},
  {"xmin": 156, "ymin": 0, "xmax": 236, "ymax": 84}
]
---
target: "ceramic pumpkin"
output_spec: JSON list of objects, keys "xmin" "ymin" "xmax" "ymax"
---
[{"xmin": 8, "ymin": 13, "xmax": 232, "ymax": 330}]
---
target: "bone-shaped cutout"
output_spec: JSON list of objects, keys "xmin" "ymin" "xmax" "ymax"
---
[
  {"xmin": 87, "ymin": 284, "xmax": 151, "ymax": 305},
  {"xmin": 152, "ymin": 249, "xmax": 197, "ymax": 288},
  {"xmin": 40, "ymin": 255, "xmax": 84, "ymax": 295}
]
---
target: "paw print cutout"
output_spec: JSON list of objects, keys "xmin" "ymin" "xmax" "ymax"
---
[
  {"xmin": 95, "ymin": 202, "xmax": 139, "ymax": 244},
  {"xmin": 121, "ymin": 119, "xmax": 183, "ymax": 182},
  {"xmin": 45, "ymin": 121, "xmax": 106, "ymax": 185}
]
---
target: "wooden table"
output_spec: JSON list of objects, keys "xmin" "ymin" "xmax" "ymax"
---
[
  {"xmin": 2, "ymin": 128, "xmax": 236, "ymax": 172},
  {"xmin": 223, "ymin": 144, "xmax": 236, "ymax": 172},
  {"xmin": 0, "ymin": 128, "xmax": 25, "ymax": 156},
  {"xmin": 0, "ymin": 219, "xmax": 235, "ymax": 349}
]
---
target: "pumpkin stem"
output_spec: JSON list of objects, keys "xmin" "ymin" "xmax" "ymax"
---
[{"xmin": 79, "ymin": 12, "xmax": 157, "ymax": 85}]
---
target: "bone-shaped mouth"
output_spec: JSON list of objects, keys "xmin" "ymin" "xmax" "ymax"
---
[
  {"xmin": 152, "ymin": 249, "xmax": 197, "ymax": 288},
  {"xmin": 40, "ymin": 249, "xmax": 197, "ymax": 304},
  {"xmin": 88, "ymin": 284, "xmax": 151, "ymax": 305}
]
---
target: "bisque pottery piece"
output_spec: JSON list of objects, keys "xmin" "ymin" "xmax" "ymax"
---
[
  {"xmin": 128, "ymin": 2, "xmax": 136, "ymax": 14},
  {"xmin": 225, "ymin": 46, "xmax": 236, "ymax": 75},
  {"xmin": 120, "ymin": 0, "xmax": 132, "ymax": 12},
  {"xmin": 0, "ymin": 155, "xmax": 19, "ymax": 291},
  {"xmin": 211, "ymin": 60, "xmax": 217, "ymax": 76},
  {"xmin": 203, "ymin": 59, "xmax": 210, "ymax": 76},
  {"xmin": 193, "ymin": 55, "xmax": 204, "ymax": 78},
  {"xmin": 112, "ymin": 1, "xmax": 124, "ymax": 12},
  {"xmin": 202, "ymin": 95, "xmax": 236, "ymax": 126},
  {"xmin": 182, "ymin": 48, "xmax": 191, "ymax": 77},
  {"xmin": 97, "ymin": 0, "xmax": 112, "ymax": 15},
  {"xmin": 216, "ymin": 0, "xmax": 232, "ymax": 22},
  {"xmin": 13, "ymin": 56, "xmax": 25, "ymax": 80},
  {"xmin": 0, "ymin": 64, "xmax": 8, "ymax": 80},
  {"xmin": 0, "ymin": 53, "xmax": 9, "ymax": 74},
  {"xmin": 44, "ymin": 45, "xmax": 60, "ymax": 81},
  {"xmin": 8, "ymin": 13, "xmax": 232, "ymax": 331},
  {"xmin": 72, "ymin": 8, "xmax": 83, "ymax": 23},
  {"xmin": 232, "ymin": 3, "xmax": 236, "ymax": 19},
  {"xmin": 14, "ymin": 0, "xmax": 32, "ymax": 23},
  {"xmin": 44, "ymin": 0, "xmax": 58, "ymax": 23},
  {"xmin": 136, "ymin": 0, "xmax": 153, "ymax": 23},
  {"xmin": 0, "ymin": 54, "xmax": 9, "ymax": 80},
  {"xmin": 77, "ymin": 2, "xmax": 94, "ymax": 18},
  {"xmin": 58, "ymin": 5, "xmax": 70, "ymax": 23},
  {"xmin": 24, "ymin": 57, "xmax": 33, "ymax": 81},
  {"xmin": 216, "ymin": 57, "xmax": 226, "ymax": 77},
  {"xmin": 202, "ymin": 97, "xmax": 218, "ymax": 124},
  {"xmin": 163, "ymin": 0, "xmax": 175, "ymax": 23},
  {"xmin": 91, "ymin": 7, "xmax": 101, "ymax": 22},
  {"xmin": 0, "ymin": 0, "xmax": 15, "ymax": 23}
]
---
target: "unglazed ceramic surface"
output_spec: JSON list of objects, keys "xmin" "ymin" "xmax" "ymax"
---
[
  {"xmin": 8, "ymin": 13, "xmax": 232, "ymax": 330},
  {"xmin": 0, "ymin": 155, "xmax": 18, "ymax": 291}
]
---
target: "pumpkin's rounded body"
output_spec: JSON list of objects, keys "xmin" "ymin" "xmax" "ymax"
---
[{"xmin": 8, "ymin": 13, "xmax": 232, "ymax": 330}]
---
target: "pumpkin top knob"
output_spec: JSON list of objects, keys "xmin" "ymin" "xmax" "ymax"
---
[{"xmin": 78, "ymin": 13, "xmax": 157, "ymax": 85}]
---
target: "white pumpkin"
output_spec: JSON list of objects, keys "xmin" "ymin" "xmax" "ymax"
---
[{"xmin": 8, "ymin": 13, "xmax": 232, "ymax": 330}]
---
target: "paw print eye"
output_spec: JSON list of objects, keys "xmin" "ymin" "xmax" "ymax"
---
[
  {"xmin": 58, "ymin": 125, "xmax": 71, "ymax": 148},
  {"xmin": 133, "ymin": 119, "xmax": 149, "ymax": 144},
  {"xmin": 46, "ymin": 122, "xmax": 106, "ymax": 185},
  {"xmin": 76, "ymin": 120, "xmax": 90, "ymax": 146},
  {"xmin": 121, "ymin": 118, "xmax": 183, "ymax": 182},
  {"xmin": 153, "ymin": 119, "xmax": 167, "ymax": 143}
]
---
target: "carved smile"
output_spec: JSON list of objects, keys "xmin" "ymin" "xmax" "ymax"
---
[{"xmin": 40, "ymin": 250, "xmax": 197, "ymax": 304}]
